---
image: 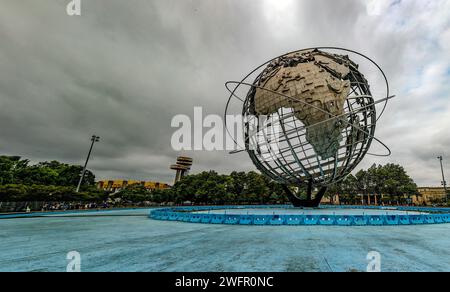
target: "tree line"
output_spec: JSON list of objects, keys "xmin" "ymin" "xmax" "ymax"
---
[
  {"xmin": 0, "ymin": 156, "xmax": 106, "ymax": 202},
  {"xmin": 116, "ymin": 164, "xmax": 420, "ymax": 206},
  {"xmin": 0, "ymin": 155, "xmax": 423, "ymax": 206},
  {"xmin": 327, "ymin": 164, "xmax": 419, "ymax": 205}
]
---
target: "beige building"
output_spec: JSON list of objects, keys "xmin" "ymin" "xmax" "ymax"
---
[
  {"xmin": 413, "ymin": 187, "xmax": 447, "ymax": 205},
  {"xmin": 97, "ymin": 180, "xmax": 170, "ymax": 193},
  {"xmin": 322, "ymin": 187, "xmax": 447, "ymax": 206},
  {"xmin": 321, "ymin": 195, "xmax": 340, "ymax": 205}
]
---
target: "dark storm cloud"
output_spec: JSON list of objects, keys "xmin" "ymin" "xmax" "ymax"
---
[{"xmin": 0, "ymin": 0, "xmax": 449, "ymax": 185}]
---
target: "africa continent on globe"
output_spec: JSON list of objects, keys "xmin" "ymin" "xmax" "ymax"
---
[{"xmin": 254, "ymin": 49, "xmax": 353, "ymax": 160}]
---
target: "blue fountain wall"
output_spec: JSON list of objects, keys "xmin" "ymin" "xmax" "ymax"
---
[{"xmin": 149, "ymin": 205, "xmax": 450, "ymax": 226}]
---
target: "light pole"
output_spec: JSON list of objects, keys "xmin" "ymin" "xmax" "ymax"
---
[
  {"xmin": 437, "ymin": 156, "xmax": 448, "ymax": 202},
  {"xmin": 76, "ymin": 135, "xmax": 100, "ymax": 193}
]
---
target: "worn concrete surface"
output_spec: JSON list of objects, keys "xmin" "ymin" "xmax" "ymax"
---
[{"xmin": 0, "ymin": 209, "xmax": 449, "ymax": 272}]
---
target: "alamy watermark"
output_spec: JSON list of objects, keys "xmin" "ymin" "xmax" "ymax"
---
[
  {"xmin": 66, "ymin": 0, "xmax": 81, "ymax": 16},
  {"xmin": 66, "ymin": 251, "xmax": 81, "ymax": 272},
  {"xmin": 366, "ymin": 251, "xmax": 381, "ymax": 272},
  {"xmin": 170, "ymin": 107, "xmax": 281, "ymax": 161}
]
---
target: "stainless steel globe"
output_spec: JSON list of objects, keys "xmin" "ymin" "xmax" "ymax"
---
[{"xmin": 225, "ymin": 47, "xmax": 392, "ymax": 207}]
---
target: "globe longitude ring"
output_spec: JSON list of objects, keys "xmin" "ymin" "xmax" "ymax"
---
[{"xmin": 224, "ymin": 47, "xmax": 394, "ymax": 208}]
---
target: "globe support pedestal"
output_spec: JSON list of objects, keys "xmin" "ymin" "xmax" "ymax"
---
[{"xmin": 283, "ymin": 180, "xmax": 327, "ymax": 208}]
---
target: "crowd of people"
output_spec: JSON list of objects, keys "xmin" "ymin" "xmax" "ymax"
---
[{"xmin": 40, "ymin": 202, "xmax": 110, "ymax": 211}]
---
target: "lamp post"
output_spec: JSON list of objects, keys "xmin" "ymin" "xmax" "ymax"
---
[
  {"xmin": 76, "ymin": 135, "xmax": 100, "ymax": 193},
  {"xmin": 437, "ymin": 156, "xmax": 448, "ymax": 202}
]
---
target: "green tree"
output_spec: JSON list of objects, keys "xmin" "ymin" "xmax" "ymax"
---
[
  {"xmin": 0, "ymin": 155, "xmax": 102, "ymax": 202},
  {"xmin": 38, "ymin": 161, "xmax": 95, "ymax": 188},
  {"xmin": 111, "ymin": 184, "xmax": 152, "ymax": 203},
  {"xmin": 378, "ymin": 164, "xmax": 418, "ymax": 204},
  {"xmin": 0, "ymin": 158, "xmax": 95, "ymax": 189},
  {"xmin": 0, "ymin": 156, "xmax": 30, "ymax": 184}
]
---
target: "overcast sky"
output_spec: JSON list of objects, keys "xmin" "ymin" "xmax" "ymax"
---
[{"xmin": 0, "ymin": 0, "xmax": 449, "ymax": 186}]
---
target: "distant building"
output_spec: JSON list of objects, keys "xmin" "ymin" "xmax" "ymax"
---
[
  {"xmin": 170, "ymin": 156, "xmax": 193, "ymax": 184},
  {"xmin": 97, "ymin": 180, "xmax": 170, "ymax": 192},
  {"xmin": 322, "ymin": 187, "xmax": 447, "ymax": 206},
  {"xmin": 321, "ymin": 195, "xmax": 340, "ymax": 205},
  {"xmin": 413, "ymin": 187, "xmax": 447, "ymax": 205}
]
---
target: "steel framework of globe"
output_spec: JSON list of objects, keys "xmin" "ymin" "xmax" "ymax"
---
[{"xmin": 225, "ymin": 47, "xmax": 393, "ymax": 207}]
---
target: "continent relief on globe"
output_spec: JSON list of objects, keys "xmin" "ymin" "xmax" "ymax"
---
[{"xmin": 254, "ymin": 50, "xmax": 351, "ymax": 160}]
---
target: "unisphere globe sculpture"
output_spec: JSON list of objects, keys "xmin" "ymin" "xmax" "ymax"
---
[{"xmin": 225, "ymin": 48, "xmax": 393, "ymax": 207}]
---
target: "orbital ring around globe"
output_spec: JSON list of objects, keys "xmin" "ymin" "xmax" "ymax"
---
[
  {"xmin": 222, "ymin": 47, "xmax": 394, "ymax": 189},
  {"xmin": 225, "ymin": 80, "xmax": 393, "ymax": 158},
  {"xmin": 224, "ymin": 47, "xmax": 391, "ymax": 155},
  {"xmin": 224, "ymin": 47, "xmax": 390, "ymax": 128}
]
